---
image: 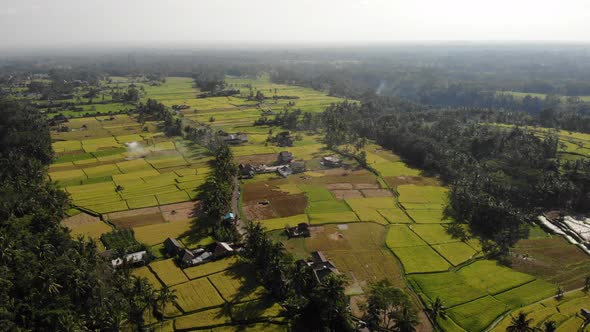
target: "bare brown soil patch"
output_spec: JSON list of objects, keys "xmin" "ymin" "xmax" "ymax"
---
[
  {"xmin": 110, "ymin": 213, "xmax": 166, "ymax": 229},
  {"xmin": 243, "ymin": 202, "xmax": 278, "ymax": 221},
  {"xmin": 234, "ymin": 153, "xmax": 278, "ymax": 165},
  {"xmin": 159, "ymin": 201, "xmax": 196, "ymax": 212},
  {"xmin": 326, "ymin": 183, "xmax": 354, "ymax": 190},
  {"xmin": 268, "ymin": 193, "xmax": 307, "ymax": 217},
  {"xmin": 353, "ymin": 183, "xmax": 380, "ymax": 190},
  {"xmin": 331, "ymin": 189, "xmax": 364, "ymax": 200},
  {"xmin": 61, "ymin": 213, "xmax": 101, "ymax": 229},
  {"xmin": 361, "ymin": 189, "xmax": 393, "ymax": 197},
  {"xmin": 242, "ymin": 179, "xmax": 289, "ymax": 203},
  {"xmin": 105, "ymin": 206, "xmax": 161, "ymax": 219},
  {"xmin": 385, "ymin": 176, "xmax": 440, "ymax": 188},
  {"xmin": 349, "ymin": 295, "xmax": 367, "ymax": 318}
]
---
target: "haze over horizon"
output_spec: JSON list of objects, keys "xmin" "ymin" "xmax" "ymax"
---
[{"xmin": 1, "ymin": 0, "xmax": 590, "ymax": 50}]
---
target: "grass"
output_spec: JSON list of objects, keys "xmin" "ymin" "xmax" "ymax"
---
[
  {"xmin": 308, "ymin": 211, "xmax": 360, "ymax": 224},
  {"xmin": 184, "ymin": 257, "xmax": 240, "ymax": 279},
  {"xmin": 306, "ymin": 200, "xmax": 351, "ymax": 214},
  {"xmin": 409, "ymin": 224, "xmax": 457, "ymax": 244},
  {"xmin": 385, "ymin": 225, "xmax": 427, "ymax": 248},
  {"xmin": 100, "ymin": 229, "xmax": 140, "ymax": 252},
  {"xmin": 432, "ymin": 242, "xmax": 478, "ymax": 266},
  {"xmin": 150, "ymin": 259, "xmax": 189, "ymax": 286},
  {"xmin": 493, "ymin": 279, "xmax": 556, "ymax": 310},
  {"xmin": 458, "ymin": 260, "xmax": 536, "ymax": 295},
  {"xmin": 156, "ymin": 190, "xmax": 191, "ymax": 205},
  {"xmin": 447, "ymin": 295, "xmax": 508, "ymax": 332},
  {"xmin": 300, "ymin": 185, "xmax": 334, "ymax": 201},
  {"xmin": 171, "ymin": 277, "xmax": 225, "ymax": 312},
  {"xmin": 405, "ymin": 208, "xmax": 449, "ymax": 223},
  {"xmin": 391, "ymin": 246, "xmax": 451, "ymax": 273},
  {"xmin": 397, "ymin": 185, "xmax": 448, "ymax": 204},
  {"xmin": 377, "ymin": 208, "xmax": 413, "ymax": 223}
]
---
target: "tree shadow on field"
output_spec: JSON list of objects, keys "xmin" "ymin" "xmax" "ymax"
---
[{"xmin": 178, "ymin": 200, "xmax": 216, "ymax": 246}]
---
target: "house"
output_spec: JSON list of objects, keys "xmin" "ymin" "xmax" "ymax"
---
[
  {"xmin": 180, "ymin": 248, "xmax": 213, "ymax": 267},
  {"xmin": 285, "ymin": 223, "xmax": 310, "ymax": 238},
  {"xmin": 277, "ymin": 151, "xmax": 294, "ymax": 164},
  {"xmin": 322, "ymin": 156, "xmax": 342, "ymax": 168},
  {"xmin": 49, "ymin": 114, "xmax": 69, "ymax": 126},
  {"xmin": 164, "ymin": 237, "xmax": 184, "ymax": 257},
  {"xmin": 239, "ymin": 164, "xmax": 256, "ymax": 179},
  {"xmin": 307, "ymin": 251, "xmax": 339, "ymax": 283},
  {"xmin": 277, "ymin": 165, "xmax": 293, "ymax": 178},
  {"xmin": 222, "ymin": 133, "xmax": 248, "ymax": 145},
  {"xmin": 276, "ymin": 131, "xmax": 294, "ymax": 147},
  {"xmin": 582, "ymin": 308, "xmax": 590, "ymax": 320},
  {"xmin": 111, "ymin": 251, "xmax": 148, "ymax": 268},
  {"xmin": 291, "ymin": 161, "xmax": 306, "ymax": 174},
  {"xmin": 213, "ymin": 242, "xmax": 234, "ymax": 258}
]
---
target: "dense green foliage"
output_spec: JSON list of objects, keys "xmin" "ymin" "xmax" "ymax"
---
[
  {"xmin": 321, "ymin": 98, "xmax": 589, "ymax": 253},
  {"xmin": 243, "ymin": 222, "xmax": 355, "ymax": 332},
  {"xmin": 0, "ymin": 99, "xmax": 166, "ymax": 330}
]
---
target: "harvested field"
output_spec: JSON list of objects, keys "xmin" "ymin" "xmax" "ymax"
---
[
  {"xmin": 268, "ymin": 194, "xmax": 307, "ymax": 217},
  {"xmin": 326, "ymin": 183, "xmax": 354, "ymax": 190},
  {"xmin": 508, "ymin": 236, "xmax": 590, "ymax": 290},
  {"xmin": 243, "ymin": 202, "xmax": 278, "ymax": 221},
  {"xmin": 384, "ymin": 175, "xmax": 441, "ymax": 188},
  {"xmin": 61, "ymin": 212, "xmax": 101, "ymax": 230},
  {"xmin": 353, "ymin": 183, "xmax": 380, "ymax": 189},
  {"xmin": 110, "ymin": 212, "xmax": 165, "ymax": 228},
  {"xmin": 331, "ymin": 189, "xmax": 364, "ymax": 199},
  {"xmin": 234, "ymin": 153, "xmax": 278, "ymax": 165},
  {"xmin": 69, "ymin": 220, "xmax": 112, "ymax": 240},
  {"xmin": 360, "ymin": 189, "xmax": 393, "ymax": 197}
]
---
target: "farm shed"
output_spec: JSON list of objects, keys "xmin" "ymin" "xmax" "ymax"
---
[
  {"xmin": 307, "ymin": 251, "xmax": 340, "ymax": 283},
  {"xmin": 111, "ymin": 250, "xmax": 148, "ymax": 268},
  {"xmin": 277, "ymin": 151, "xmax": 294, "ymax": 164},
  {"xmin": 213, "ymin": 242, "xmax": 234, "ymax": 258},
  {"xmin": 285, "ymin": 223, "xmax": 310, "ymax": 238},
  {"xmin": 322, "ymin": 156, "xmax": 341, "ymax": 168},
  {"xmin": 164, "ymin": 237, "xmax": 184, "ymax": 257},
  {"xmin": 239, "ymin": 164, "xmax": 256, "ymax": 179}
]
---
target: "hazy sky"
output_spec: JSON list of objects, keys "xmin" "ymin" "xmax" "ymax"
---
[{"xmin": 1, "ymin": 0, "xmax": 590, "ymax": 47}]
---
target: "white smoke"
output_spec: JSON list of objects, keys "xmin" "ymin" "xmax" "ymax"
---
[
  {"xmin": 125, "ymin": 141, "xmax": 149, "ymax": 160},
  {"xmin": 376, "ymin": 80, "xmax": 387, "ymax": 95}
]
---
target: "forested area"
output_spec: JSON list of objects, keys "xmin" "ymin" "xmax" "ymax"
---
[
  {"xmin": 319, "ymin": 97, "xmax": 590, "ymax": 255},
  {"xmin": 0, "ymin": 100, "xmax": 174, "ymax": 330}
]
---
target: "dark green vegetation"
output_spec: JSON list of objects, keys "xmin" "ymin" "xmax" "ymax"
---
[
  {"xmin": 0, "ymin": 100, "xmax": 173, "ymax": 330},
  {"xmin": 321, "ymin": 101, "xmax": 590, "ymax": 255}
]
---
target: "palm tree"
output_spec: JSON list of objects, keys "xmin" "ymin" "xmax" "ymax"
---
[
  {"xmin": 506, "ymin": 312, "xmax": 534, "ymax": 332},
  {"xmin": 392, "ymin": 304, "xmax": 419, "ymax": 332},
  {"xmin": 428, "ymin": 297, "xmax": 447, "ymax": 320},
  {"xmin": 543, "ymin": 320, "xmax": 557, "ymax": 332},
  {"xmin": 154, "ymin": 286, "xmax": 177, "ymax": 318}
]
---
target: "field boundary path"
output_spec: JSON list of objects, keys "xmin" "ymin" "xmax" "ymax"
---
[{"xmin": 231, "ymin": 175, "xmax": 247, "ymax": 236}]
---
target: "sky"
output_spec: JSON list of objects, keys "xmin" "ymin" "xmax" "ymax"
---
[{"xmin": 1, "ymin": 0, "xmax": 590, "ymax": 48}]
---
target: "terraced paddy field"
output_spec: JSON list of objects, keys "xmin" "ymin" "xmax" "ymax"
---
[
  {"xmin": 491, "ymin": 290, "xmax": 590, "ymax": 332},
  {"xmin": 51, "ymin": 75, "xmax": 589, "ymax": 331}
]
